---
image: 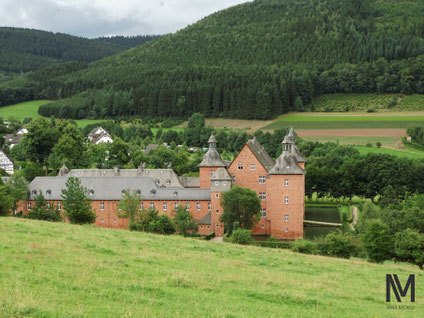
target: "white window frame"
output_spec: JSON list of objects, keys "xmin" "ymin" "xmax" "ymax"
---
[
  {"xmin": 186, "ymin": 203, "xmax": 190, "ymax": 211},
  {"xmin": 259, "ymin": 192, "xmax": 266, "ymax": 200},
  {"xmin": 163, "ymin": 202, "xmax": 167, "ymax": 211},
  {"xmin": 259, "ymin": 176, "xmax": 266, "ymax": 184},
  {"xmin": 27, "ymin": 202, "xmax": 31, "ymax": 210},
  {"xmin": 261, "ymin": 208, "xmax": 267, "ymax": 218},
  {"xmin": 210, "ymin": 170, "xmax": 214, "ymax": 177},
  {"xmin": 215, "ymin": 193, "xmax": 219, "ymax": 198},
  {"xmin": 285, "ymin": 197, "xmax": 289, "ymax": 205},
  {"xmin": 238, "ymin": 163, "xmax": 243, "ymax": 170},
  {"xmin": 197, "ymin": 202, "xmax": 201, "ymax": 211},
  {"xmin": 250, "ymin": 164, "xmax": 255, "ymax": 170},
  {"xmin": 57, "ymin": 202, "xmax": 61, "ymax": 211},
  {"xmin": 285, "ymin": 214, "xmax": 289, "ymax": 222},
  {"xmin": 140, "ymin": 202, "xmax": 143, "ymax": 210},
  {"xmin": 150, "ymin": 202, "xmax": 155, "ymax": 210},
  {"xmin": 285, "ymin": 178, "xmax": 289, "ymax": 187},
  {"xmin": 100, "ymin": 202, "xmax": 105, "ymax": 211},
  {"xmin": 216, "ymin": 210, "xmax": 219, "ymax": 215},
  {"xmin": 174, "ymin": 202, "xmax": 179, "ymax": 209},
  {"xmin": 208, "ymin": 202, "xmax": 211, "ymax": 211}
]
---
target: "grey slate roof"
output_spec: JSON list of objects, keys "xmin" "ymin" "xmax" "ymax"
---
[
  {"xmin": 4, "ymin": 134, "xmax": 22, "ymax": 144},
  {"xmin": 198, "ymin": 212, "xmax": 211, "ymax": 225},
  {"xmin": 68, "ymin": 168, "xmax": 184, "ymax": 188},
  {"xmin": 246, "ymin": 138, "xmax": 275, "ymax": 171},
  {"xmin": 198, "ymin": 148, "xmax": 226, "ymax": 167},
  {"xmin": 27, "ymin": 176, "xmax": 211, "ymax": 201},
  {"xmin": 293, "ymin": 145, "xmax": 306, "ymax": 163},
  {"xmin": 179, "ymin": 177, "xmax": 200, "ymax": 188},
  {"xmin": 211, "ymin": 168, "xmax": 232, "ymax": 181},
  {"xmin": 269, "ymin": 152, "xmax": 305, "ymax": 175}
]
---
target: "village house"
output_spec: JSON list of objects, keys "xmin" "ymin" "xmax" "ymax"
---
[
  {"xmin": 19, "ymin": 129, "xmax": 305, "ymax": 239},
  {"xmin": 0, "ymin": 150, "xmax": 14, "ymax": 174},
  {"xmin": 87, "ymin": 127, "xmax": 113, "ymax": 144},
  {"xmin": 3, "ymin": 127, "xmax": 28, "ymax": 149}
]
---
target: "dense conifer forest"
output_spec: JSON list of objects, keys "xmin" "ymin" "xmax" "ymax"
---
[
  {"xmin": 2, "ymin": 0, "xmax": 424, "ymax": 119},
  {"xmin": 0, "ymin": 27, "xmax": 158, "ymax": 75}
]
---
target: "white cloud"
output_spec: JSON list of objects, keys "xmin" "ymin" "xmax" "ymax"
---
[{"xmin": 0, "ymin": 0, "xmax": 252, "ymax": 37}]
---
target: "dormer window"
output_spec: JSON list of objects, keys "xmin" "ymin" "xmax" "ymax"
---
[
  {"xmin": 137, "ymin": 189, "xmax": 141, "ymax": 195},
  {"xmin": 150, "ymin": 189, "xmax": 156, "ymax": 196},
  {"xmin": 173, "ymin": 191, "xmax": 178, "ymax": 197},
  {"xmin": 32, "ymin": 190, "xmax": 37, "ymax": 196},
  {"xmin": 46, "ymin": 189, "xmax": 51, "ymax": 195},
  {"xmin": 90, "ymin": 189, "xmax": 95, "ymax": 196}
]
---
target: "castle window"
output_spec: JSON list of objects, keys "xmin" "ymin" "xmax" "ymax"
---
[
  {"xmin": 285, "ymin": 197, "xmax": 289, "ymax": 205},
  {"xmin": 215, "ymin": 193, "xmax": 219, "ymax": 198},
  {"xmin": 238, "ymin": 163, "xmax": 243, "ymax": 170},
  {"xmin": 210, "ymin": 170, "xmax": 214, "ymax": 177},
  {"xmin": 101, "ymin": 219, "xmax": 104, "ymax": 223},
  {"xmin": 208, "ymin": 202, "xmax": 211, "ymax": 211},
  {"xmin": 163, "ymin": 202, "xmax": 167, "ymax": 211},
  {"xmin": 261, "ymin": 208, "xmax": 267, "ymax": 218},
  {"xmin": 200, "ymin": 226, "xmax": 204, "ymax": 230},
  {"xmin": 216, "ymin": 210, "xmax": 219, "ymax": 215},
  {"xmin": 27, "ymin": 202, "xmax": 31, "ymax": 210},
  {"xmin": 57, "ymin": 203, "xmax": 61, "ymax": 211},
  {"xmin": 174, "ymin": 202, "xmax": 179, "ymax": 209},
  {"xmin": 186, "ymin": 203, "xmax": 190, "ymax": 211},
  {"xmin": 216, "ymin": 224, "xmax": 220, "ymax": 228},
  {"xmin": 150, "ymin": 202, "xmax": 154, "ymax": 210},
  {"xmin": 285, "ymin": 228, "xmax": 289, "ymax": 233},
  {"xmin": 197, "ymin": 202, "xmax": 201, "ymax": 211},
  {"xmin": 250, "ymin": 164, "xmax": 255, "ymax": 170},
  {"xmin": 207, "ymin": 226, "xmax": 210, "ymax": 229},
  {"xmin": 285, "ymin": 214, "xmax": 289, "ymax": 222},
  {"xmin": 259, "ymin": 176, "xmax": 266, "ymax": 184},
  {"xmin": 285, "ymin": 179, "xmax": 289, "ymax": 186},
  {"xmin": 261, "ymin": 224, "xmax": 265, "ymax": 229},
  {"xmin": 215, "ymin": 181, "xmax": 219, "ymax": 186},
  {"xmin": 259, "ymin": 192, "xmax": 266, "ymax": 200},
  {"xmin": 140, "ymin": 202, "xmax": 143, "ymax": 210},
  {"xmin": 114, "ymin": 219, "xmax": 117, "ymax": 223},
  {"xmin": 100, "ymin": 202, "xmax": 105, "ymax": 210},
  {"xmin": 232, "ymin": 176, "xmax": 236, "ymax": 183}
]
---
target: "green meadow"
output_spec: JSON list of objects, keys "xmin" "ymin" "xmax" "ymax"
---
[
  {"xmin": 0, "ymin": 100, "xmax": 51, "ymax": 120},
  {"xmin": 264, "ymin": 113, "xmax": 424, "ymax": 130},
  {"xmin": 0, "ymin": 218, "xmax": 422, "ymax": 317}
]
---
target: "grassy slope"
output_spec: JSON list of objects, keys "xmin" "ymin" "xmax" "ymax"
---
[
  {"xmin": 0, "ymin": 218, "xmax": 422, "ymax": 317},
  {"xmin": 353, "ymin": 146, "xmax": 424, "ymax": 159},
  {"xmin": 312, "ymin": 94, "xmax": 424, "ymax": 112},
  {"xmin": 0, "ymin": 101, "xmax": 105, "ymax": 128}
]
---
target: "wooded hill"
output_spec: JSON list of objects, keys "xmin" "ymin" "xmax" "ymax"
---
[
  {"xmin": 2, "ymin": 0, "xmax": 424, "ymax": 119},
  {"xmin": 0, "ymin": 27, "xmax": 159, "ymax": 75}
]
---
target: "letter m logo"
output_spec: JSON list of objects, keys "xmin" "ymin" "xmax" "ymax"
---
[{"xmin": 386, "ymin": 274, "xmax": 415, "ymax": 303}]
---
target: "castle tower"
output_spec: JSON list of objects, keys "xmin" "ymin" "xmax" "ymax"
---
[
  {"xmin": 266, "ymin": 129, "xmax": 305, "ymax": 239},
  {"xmin": 210, "ymin": 168, "xmax": 232, "ymax": 236},
  {"xmin": 198, "ymin": 135, "xmax": 226, "ymax": 189},
  {"xmin": 286, "ymin": 127, "xmax": 306, "ymax": 169}
]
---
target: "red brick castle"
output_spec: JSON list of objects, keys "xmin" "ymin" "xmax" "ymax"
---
[{"xmin": 22, "ymin": 128, "xmax": 305, "ymax": 239}]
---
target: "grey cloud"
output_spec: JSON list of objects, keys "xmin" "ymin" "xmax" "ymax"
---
[{"xmin": 0, "ymin": 0, "xmax": 252, "ymax": 37}]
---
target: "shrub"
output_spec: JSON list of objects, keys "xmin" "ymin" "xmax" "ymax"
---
[
  {"xmin": 366, "ymin": 143, "xmax": 373, "ymax": 147},
  {"xmin": 148, "ymin": 215, "xmax": 175, "ymax": 235},
  {"xmin": 376, "ymin": 142, "xmax": 382, "ymax": 148},
  {"xmin": 291, "ymin": 239, "xmax": 318, "ymax": 254},
  {"xmin": 362, "ymin": 220, "xmax": 394, "ymax": 263},
  {"xmin": 394, "ymin": 229, "xmax": 424, "ymax": 270},
  {"xmin": 255, "ymin": 241, "xmax": 292, "ymax": 249},
  {"xmin": 173, "ymin": 206, "xmax": 198, "ymax": 236},
  {"xmin": 229, "ymin": 228, "xmax": 254, "ymax": 245},
  {"xmin": 318, "ymin": 231, "xmax": 355, "ymax": 259},
  {"xmin": 205, "ymin": 231, "xmax": 215, "ymax": 240}
]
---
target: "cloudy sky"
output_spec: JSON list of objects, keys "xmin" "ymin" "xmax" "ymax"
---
[{"xmin": 0, "ymin": 0, "xmax": 252, "ymax": 38}]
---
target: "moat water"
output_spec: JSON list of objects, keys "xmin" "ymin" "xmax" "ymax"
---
[{"xmin": 304, "ymin": 206, "xmax": 341, "ymax": 240}]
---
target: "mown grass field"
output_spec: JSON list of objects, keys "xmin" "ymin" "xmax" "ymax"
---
[
  {"xmin": 353, "ymin": 146, "xmax": 424, "ymax": 159},
  {"xmin": 301, "ymin": 136, "xmax": 400, "ymax": 146},
  {"xmin": 264, "ymin": 112, "xmax": 424, "ymax": 130},
  {"xmin": 0, "ymin": 218, "xmax": 422, "ymax": 317},
  {"xmin": 312, "ymin": 94, "xmax": 424, "ymax": 112}
]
